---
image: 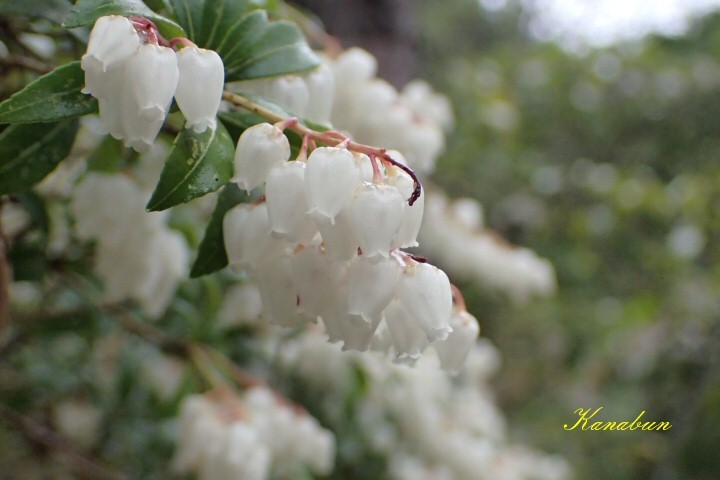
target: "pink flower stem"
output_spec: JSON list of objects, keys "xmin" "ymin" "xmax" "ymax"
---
[
  {"xmin": 222, "ymin": 91, "xmax": 423, "ymax": 205},
  {"xmin": 450, "ymin": 283, "xmax": 467, "ymax": 312}
]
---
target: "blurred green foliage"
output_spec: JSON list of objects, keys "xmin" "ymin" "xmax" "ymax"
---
[{"xmin": 418, "ymin": 1, "xmax": 720, "ymax": 479}]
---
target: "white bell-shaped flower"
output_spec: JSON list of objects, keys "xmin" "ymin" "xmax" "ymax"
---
[
  {"xmin": 348, "ymin": 182, "xmax": 404, "ymax": 259},
  {"xmin": 316, "ymin": 208, "xmax": 358, "ymax": 261},
  {"xmin": 396, "ymin": 262, "xmax": 453, "ymax": 341},
  {"xmin": 303, "ymin": 63, "xmax": 335, "ymax": 123},
  {"xmin": 223, "ymin": 203, "xmax": 283, "ymax": 270},
  {"xmin": 319, "ymin": 274, "xmax": 380, "ymax": 351},
  {"xmin": 265, "ymin": 75, "xmax": 309, "ymax": 117},
  {"xmin": 81, "ymin": 15, "xmax": 140, "ymax": 98},
  {"xmin": 290, "ymin": 246, "xmax": 345, "ymax": 318},
  {"xmin": 255, "ymin": 254, "xmax": 304, "ymax": 327},
  {"xmin": 304, "ymin": 147, "xmax": 360, "ymax": 224},
  {"xmin": 383, "ymin": 299, "xmax": 429, "ymax": 360},
  {"xmin": 133, "ymin": 229, "xmax": 188, "ymax": 318},
  {"xmin": 433, "ymin": 310, "xmax": 480, "ymax": 375},
  {"xmin": 347, "ymin": 255, "xmax": 402, "ymax": 323},
  {"xmin": 389, "ymin": 167, "xmax": 424, "ymax": 249},
  {"xmin": 265, "ymin": 161, "xmax": 317, "ymax": 243},
  {"xmin": 121, "ymin": 44, "xmax": 179, "ymax": 152},
  {"xmin": 175, "ymin": 46, "xmax": 224, "ymax": 133},
  {"xmin": 232, "ymin": 123, "xmax": 290, "ymax": 191},
  {"xmin": 96, "ymin": 69, "xmax": 129, "ymax": 139}
]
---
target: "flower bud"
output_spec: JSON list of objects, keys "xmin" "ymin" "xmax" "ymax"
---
[
  {"xmin": 232, "ymin": 123, "xmax": 290, "ymax": 191},
  {"xmin": 433, "ymin": 310, "xmax": 480, "ymax": 375},
  {"xmin": 175, "ymin": 47, "xmax": 224, "ymax": 133},
  {"xmin": 348, "ymin": 182, "xmax": 404, "ymax": 259},
  {"xmin": 396, "ymin": 262, "xmax": 453, "ymax": 341},
  {"xmin": 305, "ymin": 147, "xmax": 360, "ymax": 223}
]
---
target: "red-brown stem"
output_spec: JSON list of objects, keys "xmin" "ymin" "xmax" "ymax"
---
[
  {"xmin": 221, "ymin": 91, "xmax": 423, "ymax": 205},
  {"xmin": 129, "ymin": 16, "xmax": 170, "ymax": 48},
  {"xmin": 297, "ymin": 133, "xmax": 310, "ymax": 162},
  {"xmin": 450, "ymin": 283, "xmax": 467, "ymax": 312},
  {"xmin": 369, "ymin": 153, "xmax": 383, "ymax": 184}
]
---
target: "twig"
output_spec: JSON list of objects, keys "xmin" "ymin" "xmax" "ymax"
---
[
  {"xmin": 221, "ymin": 91, "xmax": 423, "ymax": 205},
  {"xmin": 0, "ymin": 403, "xmax": 128, "ymax": 480}
]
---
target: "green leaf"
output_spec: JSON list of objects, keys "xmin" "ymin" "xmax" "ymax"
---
[
  {"xmin": 216, "ymin": 10, "xmax": 320, "ymax": 81},
  {"xmin": 190, "ymin": 183, "xmax": 247, "ymax": 278},
  {"xmin": 167, "ymin": 0, "xmax": 204, "ymax": 42},
  {"xmin": 146, "ymin": 123, "xmax": 234, "ymax": 211},
  {"xmin": 197, "ymin": 0, "xmax": 252, "ymax": 48},
  {"xmin": 63, "ymin": 0, "xmax": 185, "ymax": 39},
  {"xmin": 0, "ymin": 62, "xmax": 97, "ymax": 124},
  {"xmin": 0, "ymin": 120, "xmax": 79, "ymax": 195}
]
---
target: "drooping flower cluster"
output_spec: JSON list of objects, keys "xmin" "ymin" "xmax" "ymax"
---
[
  {"xmin": 224, "ymin": 122, "xmax": 479, "ymax": 367},
  {"xmin": 232, "ymin": 48, "xmax": 448, "ymax": 175},
  {"xmin": 172, "ymin": 387, "xmax": 335, "ymax": 480},
  {"xmin": 81, "ymin": 16, "xmax": 224, "ymax": 151},
  {"xmin": 70, "ymin": 171, "xmax": 189, "ymax": 317},
  {"xmin": 419, "ymin": 191, "xmax": 556, "ymax": 303},
  {"xmin": 279, "ymin": 329, "xmax": 571, "ymax": 480},
  {"xmin": 231, "ymin": 63, "xmax": 335, "ymax": 125}
]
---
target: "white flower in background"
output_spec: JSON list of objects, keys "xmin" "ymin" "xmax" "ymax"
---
[
  {"xmin": 53, "ymin": 400, "xmax": 103, "ymax": 449},
  {"xmin": 172, "ymin": 388, "xmax": 335, "ymax": 480},
  {"xmin": 217, "ymin": 282, "xmax": 264, "ymax": 329},
  {"xmin": 279, "ymin": 329, "xmax": 571, "ymax": 480},
  {"xmin": 174, "ymin": 46, "xmax": 225, "ymax": 133},
  {"xmin": 70, "ymin": 173, "xmax": 188, "ymax": 318},
  {"xmin": 419, "ymin": 190, "xmax": 556, "ymax": 302}
]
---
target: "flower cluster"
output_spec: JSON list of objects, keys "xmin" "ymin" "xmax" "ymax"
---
[
  {"xmin": 70, "ymin": 172, "xmax": 188, "ymax": 317},
  {"xmin": 172, "ymin": 388, "xmax": 335, "ymax": 480},
  {"xmin": 419, "ymin": 191, "xmax": 556, "ymax": 303},
  {"xmin": 81, "ymin": 16, "xmax": 224, "ymax": 151},
  {"xmin": 280, "ymin": 329, "xmax": 571, "ymax": 480},
  {"xmin": 233, "ymin": 48, "xmax": 448, "ymax": 175},
  {"xmin": 231, "ymin": 63, "xmax": 335, "ymax": 125},
  {"xmin": 223, "ymin": 122, "xmax": 479, "ymax": 367}
]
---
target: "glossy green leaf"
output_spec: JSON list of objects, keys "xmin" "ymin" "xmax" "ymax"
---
[
  {"xmin": 146, "ymin": 123, "xmax": 234, "ymax": 211},
  {"xmin": 63, "ymin": 0, "xmax": 185, "ymax": 39},
  {"xmin": 196, "ymin": 0, "xmax": 252, "ymax": 48},
  {"xmin": 216, "ymin": 10, "xmax": 320, "ymax": 81},
  {"xmin": 168, "ymin": 0, "xmax": 204, "ymax": 42},
  {"xmin": 190, "ymin": 183, "xmax": 247, "ymax": 278},
  {"xmin": 0, "ymin": 120, "xmax": 79, "ymax": 195},
  {"xmin": 0, "ymin": 62, "xmax": 97, "ymax": 124}
]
